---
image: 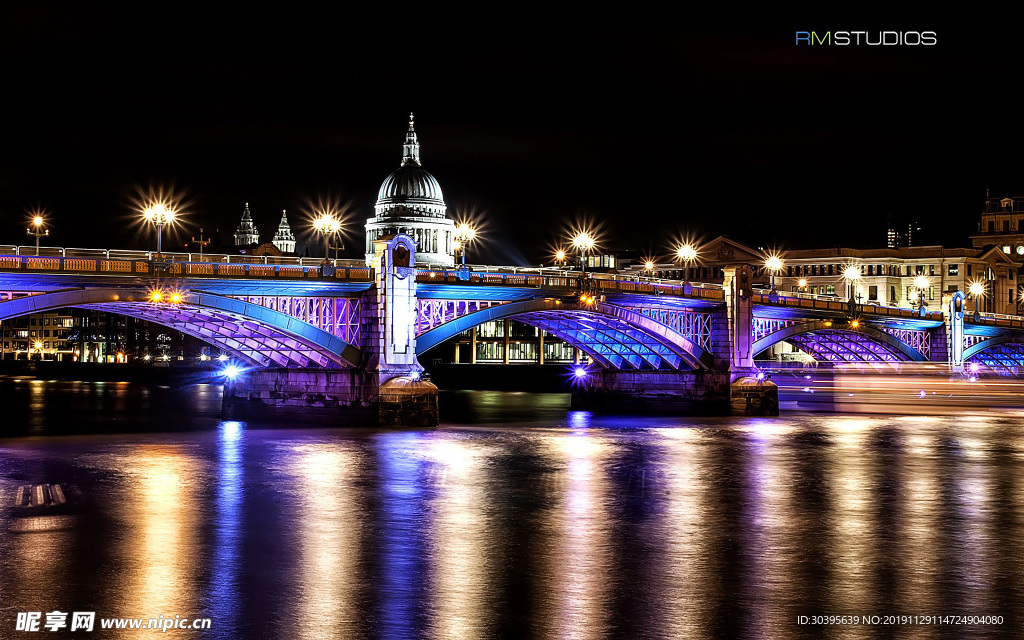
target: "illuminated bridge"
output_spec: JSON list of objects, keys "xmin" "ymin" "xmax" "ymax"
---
[{"xmin": 4, "ymin": 236, "xmax": 1024, "ymax": 422}]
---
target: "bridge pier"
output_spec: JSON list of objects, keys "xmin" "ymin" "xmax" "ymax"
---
[
  {"xmin": 222, "ymin": 234, "xmax": 438, "ymax": 426},
  {"xmin": 571, "ymin": 369, "xmax": 731, "ymax": 414}
]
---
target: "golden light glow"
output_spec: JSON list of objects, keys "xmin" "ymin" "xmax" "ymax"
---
[
  {"xmin": 968, "ymin": 280, "xmax": 986, "ymax": 298},
  {"xmin": 572, "ymin": 232, "xmax": 595, "ymax": 252},
  {"xmin": 914, "ymin": 275, "xmax": 930, "ymax": 290},
  {"xmin": 823, "ymin": 320, "xmax": 833, "ymax": 327},
  {"xmin": 170, "ymin": 293, "xmax": 182, "ymax": 304},
  {"xmin": 843, "ymin": 265, "xmax": 861, "ymax": 281},
  {"xmin": 555, "ymin": 249, "xmax": 566, "ymax": 262},
  {"xmin": 32, "ymin": 215, "xmax": 44, "ymax": 227},
  {"xmin": 143, "ymin": 202, "xmax": 176, "ymax": 224},
  {"xmin": 313, "ymin": 214, "xmax": 342, "ymax": 234},
  {"xmin": 455, "ymin": 222, "xmax": 476, "ymax": 242},
  {"xmin": 150, "ymin": 291, "xmax": 163, "ymax": 302},
  {"xmin": 764, "ymin": 255, "xmax": 784, "ymax": 272},
  {"xmin": 850, "ymin": 320, "xmax": 860, "ymax": 328},
  {"xmin": 644, "ymin": 260, "xmax": 655, "ymax": 271},
  {"xmin": 677, "ymin": 244, "xmax": 697, "ymax": 262},
  {"xmin": 798, "ymin": 278, "xmax": 807, "ymax": 288},
  {"xmin": 34, "ymin": 341, "xmax": 42, "ymax": 350}
]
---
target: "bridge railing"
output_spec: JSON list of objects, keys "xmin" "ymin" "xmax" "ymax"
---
[
  {"xmin": 0, "ymin": 253, "xmax": 374, "ymax": 282},
  {"xmin": 0, "ymin": 245, "xmax": 368, "ymax": 269},
  {"xmin": 967, "ymin": 312, "xmax": 1024, "ymax": 329},
  {"xmin": 751, "ymin": 291, "xmax": 946, "ymax": 321}
]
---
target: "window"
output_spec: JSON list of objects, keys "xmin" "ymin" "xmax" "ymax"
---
[
  {"xmin": 868, "ymin": 265, "xmax": 874, "ymax": 276},
  {"xmin": 787, "ymin": 266, "xmax": 793, "ymax": 276},
  {"xmin": 988, "ymin": 221, "xmax": 995, "ymax": 232},
  {"xmin": 1005, "ymin": 221, "xmax": 1012, "ymax": 232},
  {"xmin": 967, "ymin": 264, "xmax": 973, "ymax": 276},
  {"xmin": 948, "ymin": 263, "xmax": 959, "ymax": 276},
  {"xmin": 929, "ymin": 287, "xmax": 935, "ymax": 300},
  {"xmin": 1011, "ymin": 289, "xmax": 1016, "ymax": 304},
  {"xmin": 825, "ymin": 285, "xmax": 836, "ymax": 295},
  {"xmin": 929, "ymin": 265, "xmax": 935, "ymax": 276},
  {"xmin": 906, "ymin": 266, "xmax": 912, "ymax": 276},
  {"xmin": 890, "ymin": 286, "xmax": 897, "ymax": 301},
  {"xmin": 868, "ymin": 286, "xmax": 878, "ymax": 300},
  {"xmin": 828, "ymin": 264, "xmax": 834, "ymax": 275},
  {"xmin": 1003, "ymin": 246, "xmax": 1011, "ymax": 254}
]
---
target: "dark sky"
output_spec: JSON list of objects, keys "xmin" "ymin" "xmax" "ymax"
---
[{"xmin": 2, "ymin": 9, "xmax": 1022, "ymax": 264}]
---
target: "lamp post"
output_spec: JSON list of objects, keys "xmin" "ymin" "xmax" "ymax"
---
[
  {"xmin": 554, "ymin": 249, "xmax": 567, "ymax": 268},
  {"xmin": 764, "ymin": 255, "xmax": 783, "ymax": 294},
  {"xmin": 914, "ymin": 275, "xmax": 930, "ymax": 316},
  {"xmin": 454, "ymin": 223, "xmax": 476, "ymax": 267},
  {"xmin": 27, "ymin": 215, "xmax": 49, "ymax": 256},
  {"xmin": 313, "ymin": 214, "xmax": 342, "ymax": 264},
  {"xmin": 798, "ymin": 278, "xmax": 807, "ymax": 294},
  {"xmin": 143, "ymin": 204, "xmax": 176, "ymax": 257},
  {"xmin": 843, "ymin": 265, "xmax": 862, "ymax": 304},
  {"xmin": 676, "ymin": 244, "xmax": 697, "ymax": 285},
  {"xmin": 572, "ymin": 232, "xmax": 595, "ymax": 275},
  {"xmin": 968, "ymin": 280, "xmax": 985, "ymax": 322}
]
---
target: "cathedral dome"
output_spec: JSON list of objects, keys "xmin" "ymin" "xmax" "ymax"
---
[{"xmin": 376, "ymin": 165, "xmax": 445, "ymax": 205}]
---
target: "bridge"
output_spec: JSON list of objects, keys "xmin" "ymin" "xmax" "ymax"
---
[{"xmin": 3, "ymin": 236, "xmax": 1024, "ymax": 423}]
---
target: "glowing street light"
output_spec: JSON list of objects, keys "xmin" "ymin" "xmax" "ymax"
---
[
  {"xmin": 764, "ymin": 255, "xmax": 784, "ymax": 292},
  {"xmin": 454, "ymin": 223, "xmax": 476, "ymax": 267},
  {"xmin": 842, "ymin": 265, "xmax": 862, "ymax": 303},
  {"xmin": 26, "ymin": 214, "xmax": 49, "ymax": 256},
  {"xmin": 313, "ymin": 214, "xmax": 342, "ymax": 262},
  {"xmin": 572, "ymin": 231, "xmax": 597, "ymax": 277},
  {"xmin": 676, "ymin": 244, "xmax": 698, "ymax": 284},
  {"xmin": 913, "ymin": 275, "xmax": 930, "ymax": 314},
  {"xmin": 142, "ymin": 203, "xmax": 177, "ymax": 256},
  {"xmin": 554, "ymin": 249, "xmax": 567, "ymax": 267}
]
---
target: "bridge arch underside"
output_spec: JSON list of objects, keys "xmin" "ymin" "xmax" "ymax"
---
[
  {"xmin": 965, "ymin": 338, "xmax": 1024, "ymax": 375},
  {"xmin": 754, "ymin": 326, "xmax": 924, "ymax": 368},
  {"xmin": 417, "ymin": 300, "xmax": 715, "ymax": 371},
  {"xmin": 0, "ymin": 288, "xmax": 359, "ymax": 369}
]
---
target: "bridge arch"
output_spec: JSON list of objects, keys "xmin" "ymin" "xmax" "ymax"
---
[
  {"xmin": 0, "ymin": 288, "xmax": 361, "ymax": 368},
  {"xmin": 964, "ymin": 335, "xmax": 1024, "ymax": 374},
  {"xmin": 751, "ymin": 319, "xmax": 928, "ymax": 363},
  {"xmin": 416, "ymin": 298, "xmax": 716, "ymax": 370}
]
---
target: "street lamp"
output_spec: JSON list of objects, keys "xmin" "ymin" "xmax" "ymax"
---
[
  {"xmin": 914, "ymin": 275, "xmax": 930, "ymax": 315},
  {"xmin": 764, "ymin": 255, "xmax": 784, "ymax": 293},
  {"xmin": 798, "ymin": 278, "xmax": 808, "ymax": 293},
  {"xmin": 968, "ymin": 280, "xmax": 986, "ymax": 321},
  {"xmin": 554, "ymin": 249, "xmax": 567, "ymax": 267},
  {"xmin": 26, "ymin": 215, "xmax": 49, "ymax": 256},
  {"xmin": 143, "ymin": 203, "xmax": 177, "ymax": 257},
  {"xmin": 676, "ymin": 244, "xmax": 697, "ymax": 285},
  {"xmin": 843, "ymin": 265, "xmax": 862, "ymax": 303},
  {"xmin": 572, "ymin": 232, "xmax": 595, "ymax": 274},
  {"xmin": 454, "ymin": 223, "xmax": 476, "ymax": 267},
  {"xmin": 313, "ymin": 214, "xmax": 342, "ymax": 263}
]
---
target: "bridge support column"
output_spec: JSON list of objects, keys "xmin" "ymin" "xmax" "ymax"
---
[
  {"xmin": 571, "ymin": 370, "xmax": 731, "ymax": 414},
  {"xmin": 223, "ymin": 234, "xmax": 437, "ymax": 426},
  {"xmin": 715, "ymin": 264, "xmax": 778, "ymax": 415},
  {"xmin": 944, "ymin": 291, "xmax": 966, "ymax": 373}
]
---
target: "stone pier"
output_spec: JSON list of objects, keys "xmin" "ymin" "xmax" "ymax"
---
[{"xmin": 222, "ymin": 234, "xmax": 438, "ymax": 426}]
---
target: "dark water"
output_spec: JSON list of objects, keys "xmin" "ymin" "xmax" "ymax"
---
[{"xmin": 1, "ymin": 380, "xmax": 1023, "ymax": 639}]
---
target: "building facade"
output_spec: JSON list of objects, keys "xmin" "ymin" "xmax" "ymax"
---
[{"xmin": 364, "ymin": 114, "xmax": 456, "ymax": 266}]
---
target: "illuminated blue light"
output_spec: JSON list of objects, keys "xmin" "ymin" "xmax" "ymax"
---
[
  {"xmin": 222, "ymin": 365, "xmax": 243, "ymax": 380},
  {"xmin": 574, "ymin": 367, "xmax": 588, "ymax": 379},
  {"xmin": 969, "ymin": 362, "xmax": 980, "ymax": 374},
  {"xmin": 409, "ymin": 370, "xmax": 421, "ymax": 381},
  {"xmin": 755, "ymin": 371, "xmax": 766, "ymax": 381}
]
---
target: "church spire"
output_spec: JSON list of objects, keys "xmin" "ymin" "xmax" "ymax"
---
[
  {"xmin": 272, "ymin": 209, "xmax": 296, "ymax": 254},
  {"xmin": 401, "ymin": 111, "xmax": 421, "ymax": 167},
  {"xmin": 234, "ymin": 202, "xmax": 259, "ymax": 246}
]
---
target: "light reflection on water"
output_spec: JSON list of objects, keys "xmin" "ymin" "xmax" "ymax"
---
[{"xmin": 1, "ymin": 386, "xmax": 1023, "ymax": 638}]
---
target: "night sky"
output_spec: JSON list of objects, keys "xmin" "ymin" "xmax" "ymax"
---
[{"xmin": 2, "ymin": 10, "xmax": 1021, "ymax": 264}]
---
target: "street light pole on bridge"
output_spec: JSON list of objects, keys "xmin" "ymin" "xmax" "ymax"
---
[{"xmin": 26, "ymin": 215, "xmax": 49, "ymax": 256}]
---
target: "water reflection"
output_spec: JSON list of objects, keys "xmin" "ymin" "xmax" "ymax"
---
[{"xmin": 2, "ymin": 388, "xmax": 1024, "ymax": 639}]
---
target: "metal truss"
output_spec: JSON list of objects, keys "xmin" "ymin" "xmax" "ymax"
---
[
  {"xmin": 967, "ymin": 343, "xmax": 1024, "ymax": 376},
  {"xmin": 879, "ymin": 327, "xmax": 931, "ymax": 360},
  {"xmin": 83, "ymin": 301, "xmax": 349, "ymax": 369},
  {"xmin": 514, "ymin": 310, "xmax": 688, "ymax": 370},
  {"xmin": 786, "ymin": 330, "xmax": 912, "ymax": 368},
  {"xmin": 415, "ymin": 299, "xmax": 506, "ymax": 336},
  {"xmin": 234, "ymin": 296, "xmax": 361, "ymax": 345},
  {"xmin": 631, "ymin": 307, "xmax": 714, "ymax": 350},
  {"xmin": 963, "ymin": 334, "xmax": 989, "ymax": 350},
  {"xmin": 751, "ymin": 317, "xmax": 806, "ymax": 343}
]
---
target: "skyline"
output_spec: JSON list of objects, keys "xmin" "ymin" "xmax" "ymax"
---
[{"xmin": 2, "ymin": 13, "xmax": 1023, "ymax": 263}]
